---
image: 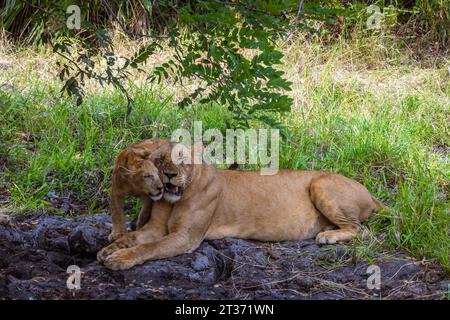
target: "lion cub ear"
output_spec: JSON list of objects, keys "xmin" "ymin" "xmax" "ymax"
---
[
  {"xmin": 118, "ymin": 165, "xmax": 134, "ymax": 178},
  {"xmin": 127, "ymin": 147, "xmax": 152, "ymax": 159}
]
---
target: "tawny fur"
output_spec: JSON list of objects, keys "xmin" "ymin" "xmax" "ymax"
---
[{"xmin": 98, "ymin": 142, "xmax": 385, "ymax": 270}]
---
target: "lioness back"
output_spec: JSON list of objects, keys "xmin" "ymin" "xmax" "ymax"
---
[{"xmin": 206, "ymin": 169, "xmax": 377, "ymax": 242}]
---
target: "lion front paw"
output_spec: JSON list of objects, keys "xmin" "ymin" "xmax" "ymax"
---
[
  {"xmin": 108, "ymin": 230, "xmax": 125, "ymax": 242},
  {"xmin": 97, "ymin": 247, "xmax": 110, "ymax": 263},
  {"xmin": 97, "ymin": 243, "xmax": 125, "ymax": 262},
  {"xmin": 99, "ymin": 234, "xmax": 138, "ymax": 262},
  {"xmin": 103, "ymin": 249, "xmax": 139, "ymax": 271}
]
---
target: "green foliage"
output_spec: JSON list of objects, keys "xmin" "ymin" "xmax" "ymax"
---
[
  {"xmin": 0, "ymin": 1, "xmax": 297, "ymax": 129},
  {"xmin": 6, "ymin": 1, "xmax": 445, "ymax": 129},
  {"xmin": 148, "ymin": 1, "xmax": 294, "ymax": 131},
  {"xmin": 0, "ymin": 1, "xmax": 372, "ymax": 131}
]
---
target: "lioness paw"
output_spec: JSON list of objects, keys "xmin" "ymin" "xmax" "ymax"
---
[
  {"xmin": 103, "ymin": 249, "xmax": 138, "ymax": 270},
  {"xmin": 315, "ymin": 231, "xmax": 338, "ymax": 245},
  {"xmin": 97, "ymin": 247, "xmax": 112, "ymax": 263}
]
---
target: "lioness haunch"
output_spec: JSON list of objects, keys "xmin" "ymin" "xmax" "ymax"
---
[{"xmin": 98, "ymin": 141, "xmax": 386, "ymax": 270}]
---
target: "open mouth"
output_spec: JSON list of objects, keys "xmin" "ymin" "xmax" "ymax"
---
[
  {"xmin": 164, "ymin": 183, "xmax": 184, "ymax": 196},
  {"xmin": 149, "ymin": 191, "xmax": 163, "ymax": 201}
]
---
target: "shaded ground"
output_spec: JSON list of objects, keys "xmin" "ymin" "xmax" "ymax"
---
[{"xmin": 0, "ymin": 213, "xmax": 448, "ymax": 300}]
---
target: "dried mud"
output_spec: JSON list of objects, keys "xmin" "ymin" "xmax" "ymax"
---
[{"xmin": 0, "ymin": 214, "xmax": 447, "ymax": 300}]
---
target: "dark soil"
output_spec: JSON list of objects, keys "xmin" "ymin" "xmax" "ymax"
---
[{"xmin": 0, "ymin": 214, "xmax": 448, "ymax": 300}]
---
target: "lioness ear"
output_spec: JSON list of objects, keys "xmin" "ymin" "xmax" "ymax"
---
[
  {"xmin": 148, "ymin": 149, "xmax": 161, "ymax": 164},
  {"xmin": 191, "ymin": 142, "xmax": 204, "ymax": 156},
  {"xmin": 189, "ymin": 142, "xmax": 204, "ymax": 164},
  {"xmin": 171, "ymin": 143, "xmax": 193, "ymax": 165},
  {"xmin": 127, "ymin": 147, "xmax": 152, "ymax": 159}
]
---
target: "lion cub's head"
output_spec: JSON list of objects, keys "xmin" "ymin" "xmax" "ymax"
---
[
  {"xmin": 116, "ymin": 147, "xmax": 164, "ymax": 201},
  {"xmin": 150, "ymin": 142, "xmax": 197, "ymax": 203}
]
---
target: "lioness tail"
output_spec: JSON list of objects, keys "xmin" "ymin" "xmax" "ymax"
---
[{"xmin": 371, "ymin": 196, "xmax": 389, "ymax": 211}]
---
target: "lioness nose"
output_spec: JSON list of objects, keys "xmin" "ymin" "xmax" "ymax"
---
[{"xmin": 164, "ymin": 172, "xmax": 177, "ymax": 179}]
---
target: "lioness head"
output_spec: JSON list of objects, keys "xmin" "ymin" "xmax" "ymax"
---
[
  {"xmin": 150, "ymin": 142, "xmax": 197, "ymax": 203},
  {"xmin": 118, "ymin": 147, "xmax": 164, "ymax": 201}
]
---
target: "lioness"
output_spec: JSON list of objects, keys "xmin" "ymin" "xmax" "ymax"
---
[
  {"xmin": 98, "ymin": 142, "xmax": 385, "ymax": 270},
  {"xmin": 108, "ymin": 139, "xmax": 169, "ymax": 242}
]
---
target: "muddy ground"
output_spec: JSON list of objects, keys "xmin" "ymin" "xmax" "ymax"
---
[{"xmin": 0, "ymin": 213, "xmax": 448, "ymax": 300}]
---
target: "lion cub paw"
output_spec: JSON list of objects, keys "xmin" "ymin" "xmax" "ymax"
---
[
  {"xmin": 103, "ymin": 249, "xmax": 138, "ymax": 271},
  {"xmin": 97, "ymin": 243, "xmax": 125, "ymax": 262},
  {"xmin": 98, "ymin": 235, "xmax": 138, "ymax": 263},
  {"xmin": 315, "ymin": 231, "xmax": 338, "ymax": 245}
]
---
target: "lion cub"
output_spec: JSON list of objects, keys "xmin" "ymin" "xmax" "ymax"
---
[{"xmin": 108, "ymin": 139, "xmax": 169, "ymax": 242}]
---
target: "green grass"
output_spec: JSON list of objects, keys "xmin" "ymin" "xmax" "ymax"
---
[{"xmin": 0, "ymin": 39, "xmax": 448, "ymax": 271}]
